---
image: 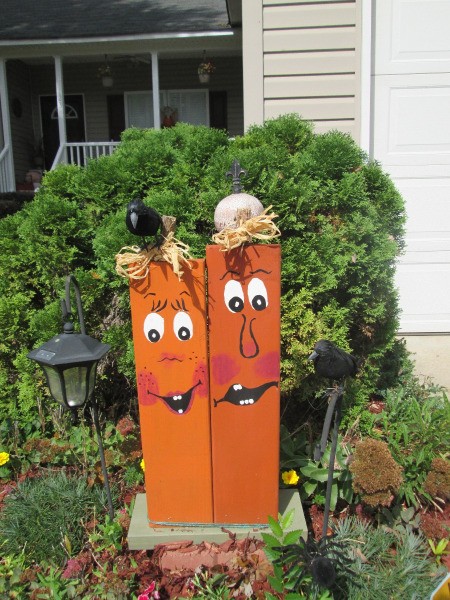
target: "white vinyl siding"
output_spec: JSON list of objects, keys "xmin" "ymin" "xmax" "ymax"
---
[{"xmin": 243, "ymin": 0, "xmax": 361, "ymax": 139}]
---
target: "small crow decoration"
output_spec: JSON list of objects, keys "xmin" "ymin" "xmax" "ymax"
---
[
  {"xmin": 308, "ymin": 339, "xmax": 358, "ymax": 382},
  {"xmin": 126, "ymin": 198, "xmax": 162, "ymax": 248}
]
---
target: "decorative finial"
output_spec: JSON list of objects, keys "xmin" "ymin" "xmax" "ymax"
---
[{"xmin": 226, "ymin": 159, "xmax": 248, "ymax": 194}]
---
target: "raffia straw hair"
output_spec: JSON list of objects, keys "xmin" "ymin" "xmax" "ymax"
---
[
  {"xmin": 212, "ymin": 205, "xmax": 280, "ymax": 251},
  {"xmin": 115, "ymin": 232, "xmax": 192, "ymax": 280}
]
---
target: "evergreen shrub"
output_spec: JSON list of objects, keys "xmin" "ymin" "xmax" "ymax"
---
[{"xmin": 0, "ymin": 116, "xmax": 405, "ymax": 427}]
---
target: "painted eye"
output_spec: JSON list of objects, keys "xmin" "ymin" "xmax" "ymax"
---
[
  {"xmin": 248, "ymin": 278, "xmax": 268, "ymax": 311},
  {"xmin": 224, "ymin": 280, "xmax": 244, "ymax": 313},
  {"xmin": 174, "ymin": 312, "xmax": 193, "ymax": 341},
  {"xmin": 143, "ymin": 313, "xmax": 164, "ymax": 343}
]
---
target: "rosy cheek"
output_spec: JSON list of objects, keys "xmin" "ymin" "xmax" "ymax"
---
[
  {"xmin": 193, "ymin": 361, "xmax": 209, "ymax": 396},
  {"xmin": 137, "ymin": 371, "xmax": 159, "ymax": 405},
  {"xmin": 255, "ymin": 351, "xmax": 280, "ymax": 380},
  {"xmin": 211, "ymin": 354, "xmax": 240, "ymax": 385}
]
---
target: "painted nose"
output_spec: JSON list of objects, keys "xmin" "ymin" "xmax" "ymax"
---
[{"xmin": 239, "ymin": 314, "xmax": 259, "ymax": 358}]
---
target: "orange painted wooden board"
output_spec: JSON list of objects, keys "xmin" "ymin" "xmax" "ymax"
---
[
  {"xmin": 206, "ymin": 244, "xmax": 281, "ymax": 524},
  {"xmin": 129, "ymin": 260, "xmax": 213, "ymax": 524}
]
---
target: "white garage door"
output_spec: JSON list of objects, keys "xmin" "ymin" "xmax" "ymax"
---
[{"xmin": 372, "ymin": 0, "xmax": 450, "ymax": 333}]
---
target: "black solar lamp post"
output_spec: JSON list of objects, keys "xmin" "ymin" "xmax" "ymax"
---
[{"xmin": 28, "ymin": 274, "xmax": 114, "ymax": 519}]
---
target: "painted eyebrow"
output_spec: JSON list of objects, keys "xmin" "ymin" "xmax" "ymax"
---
[
  {"xmin": 220, "ymin": 270, "xmax": 240, "ymax": 281},
  {"xmin": 171, "ymin": 297, "xmax": 188, "ymax": 311},
  {"xmin": 250, "ymin": 268, "xmax": 271, "ymax": 275},
  {"xmin": 150, "ymin": 298, "xmax": 168, "ymax": 313}
]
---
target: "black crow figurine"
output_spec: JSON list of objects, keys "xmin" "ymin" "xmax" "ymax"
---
[
  {"xmin": 308, "ymin": 339, "xmax": 358, "ymax": 382},
  {"xmin": 125, "ymin": 198, "xmax": 162, "ymax": 248}
]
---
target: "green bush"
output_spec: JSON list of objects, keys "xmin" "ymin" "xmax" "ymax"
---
[{"xmin": 0, "ymin": 116, "xmax": 405, "ymax": 428}]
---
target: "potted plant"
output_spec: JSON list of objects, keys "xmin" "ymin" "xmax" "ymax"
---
[
  {"xmin": 197, "ymin": 58, "xmax": 215, "ymax": 84},
  {"xmin": 98, "ymin": 61, "xmax": 114, "ymax": 88}
]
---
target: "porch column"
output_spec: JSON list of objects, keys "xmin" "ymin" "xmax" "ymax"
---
[
  {"xmin": 53, "ymin": 55, "xmax": 67, "ymax": 161},
  {"xmin": 0, "ymin": 58, "xmax": 15, "ymax": 191},
  {"xmin": 151, "ymin": 52, "xmax": 161, "ymax": 130}
]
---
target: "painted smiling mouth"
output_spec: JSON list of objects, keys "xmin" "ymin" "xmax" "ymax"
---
[
  {"xmin": 152, "ymin": 380, "xmax": 201, "ymax": 415},
  {"xmin": 214, "ymin": 381, "xmax": 278, "ymax": 407}
]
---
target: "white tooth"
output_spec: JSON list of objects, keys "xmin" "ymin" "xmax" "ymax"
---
[
  {"xmin": 178, "ymin": 395, "xmax": 182, "ymax": 400},
  {"xmin": 239, "ymin": 400, "xmax": 245, "ymax": 405},
  {"xmin": 178, "ymin": 409, "xmax": 183, "ymax": 414},
  {"xmin": 244, "ymin": 399, "xmax": 249, "ymax": 404},
  {"xmin": 173, "ymin": 396, "xmax": 178, "ymax": 401},
  {"xmin": 249, "ymin": 399, "xmax": 254, "ymax": 404},
  {"xmin": 233, "ymin": 384, "xmax": 242, "ymax": 391}
]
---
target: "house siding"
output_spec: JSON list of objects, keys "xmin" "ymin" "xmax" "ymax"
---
[
  {"xmin": 244, "ymin": 0, "xmax": 361, "ymax": 140},
  {"xmin": 7, "ymin": 60, "xmax": 34, "ymax": 182}
]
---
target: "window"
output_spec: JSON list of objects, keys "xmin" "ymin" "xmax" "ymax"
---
[{"xmin": 125, "ymin": 90, "xmax": 209, "ymax": 128}]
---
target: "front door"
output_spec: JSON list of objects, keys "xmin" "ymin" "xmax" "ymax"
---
[{"xmin": 40, "ymin": 95, "xmax": 85, "ymax": 169}]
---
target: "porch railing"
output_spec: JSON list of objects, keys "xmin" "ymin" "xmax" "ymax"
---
[
  {"xmin": 0, "ymin": 145, "xmax": 14, "ymax": 193},
  {"xmin": 51, "ymin": 141, "xmax": 120, "ymax": 170}
]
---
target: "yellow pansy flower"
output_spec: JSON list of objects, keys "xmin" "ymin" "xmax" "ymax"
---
[
  {"xmin": 282, "ymin": 469, "xmax": 300, "ymax": 485},
  {"xmin": 0, "ymin": 452, "xmax": 10, "ymax": 466}
]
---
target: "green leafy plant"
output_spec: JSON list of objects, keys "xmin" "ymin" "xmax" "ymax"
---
[
  {"xmin": 378, "ymin": 504, "xmax": 421, "ymax": 533},
  {"xmin": 280, "ymin": 424, "xmax": 353, "ymax": 510},
  {"xmin": 88, "ymin": 515, "xmax": 124, "ymax": 555},
  {"xmin": 187, "ymin": 569, "xmax": 232, "ymax": 599},
  {"xmin": 30, "ymin": 566, "xmax": 79, "ymax": 599},
  {"xmin": 428, "ymin": 538, "xmax": 449, "ymax": 566},
  {"xmin": 0, "ymin": 546, "xmax": 29, "ymax": 598},
  {"xmin": 262, "ymin": 509, "xmax": 310, "ymax": 598},
  {"xmin": 368, "ymin": 377, "xmax": 450, "ymax": 506}
]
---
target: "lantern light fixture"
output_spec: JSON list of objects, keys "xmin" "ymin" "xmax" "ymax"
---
[{"xmin": 28, "ymin": 274, "xmax": 114, "ymax": 518}]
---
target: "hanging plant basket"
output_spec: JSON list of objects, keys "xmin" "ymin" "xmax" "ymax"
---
[
  {"xmin": 198, "ymin": 72, "xmax": 210, "ymax": 84},
  {"xmin": 197, "ymin": 56, "xmax": 215, "ymax": 84}
]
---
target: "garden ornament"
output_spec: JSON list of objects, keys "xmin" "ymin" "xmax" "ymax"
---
[
  {"xmin": 27, "ymin": 275, "xmax": 114, "ymax": 519},
  {"xmin": 207, "ymin": 243, "xmax": 281, "ymax": 523},
  {"xmin": 128, "ymin": 259, "xmax": 213, "ymax": 524},
  {"xmin": 308, "ymin": 339, "xmax": 358, "ymax": 382},
  {"xmin": 117, "ymin": 159, "xmax": 281, "ymax": 526},
  {"xmin": 125, "ymin": 197, "xmax": 162, "ymax": 248},
  {"xmin": 212, "ymin": 160, "xmax": 280, "ymax": 250},
  {"xmin": 117, "ymin": 203, "xmax": 191, "ymax": 280},
  {"xmin": 308, "ymin": 340, "xmax": 359, "ymax": 538},
  {"xmin": 274, "ymin": 534, "xmax": 357, "ymax": 592}
]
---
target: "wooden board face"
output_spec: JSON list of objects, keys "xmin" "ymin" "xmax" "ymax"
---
[
  {"xmin": 206, "ymin": 245, "xmax": 281, "ymax": 524},
  {"xmin": 129, "ymin": 260, "xmax": 213, "ymax": 524}
]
